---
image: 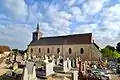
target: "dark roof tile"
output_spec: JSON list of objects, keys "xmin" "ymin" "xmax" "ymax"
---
[{"xmin": 29, "ymin": 33, "xmax": 92, "ymax": 46}]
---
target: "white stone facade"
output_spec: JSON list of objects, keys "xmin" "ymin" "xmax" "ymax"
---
[{"xmin": 28, "ymin": 44, "xmax": 102, "ymax": 61}]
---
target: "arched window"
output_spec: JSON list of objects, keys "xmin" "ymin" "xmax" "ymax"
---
[
  {"xmin": 80, "ymin": 48, "xmax": 84, "ymax": 54},
  {"xmin": 31, "ymin": 48, "xmax": 33, "ymax": 53},
  {"xmin": 69, "ymin": 48, "xmax": 72, "ymax": 54},
  {"xmin": 39, "ymin": 48, "xmax": 41, "ymax": 53},
  {"xmin": 47, "ymin": 48, "xmax": 50, "ymax": 53},
  {"xmin": 57, "ymin": 48, "xmax": 60, "ymax": 53}
]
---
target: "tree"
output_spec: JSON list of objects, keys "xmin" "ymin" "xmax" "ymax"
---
[
  {"xmin": 101, "ymin": 47, "xmax": 120, "ymax": 59},
  {"xmin": 101, "ymin": 48, "xmax": 112, "ymax": 58},
  {"xmin": 113, "ymin": 51, "xmax": 120, "ymax": 58},
  {"xmin": 116, "ymin": 42, "xmax": 120, "ymax": 52},
  {"xmin": 105, "ymin": 45, "xmax": 115, "ymax": 51}
]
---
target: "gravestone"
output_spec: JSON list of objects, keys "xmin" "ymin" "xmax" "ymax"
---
[
  {"xmin": 23, "ymin": 67, "xmax": 28, "ymax": 80},
  {"xmin": 82, "ymin": 62, "xmax": 86, "ymax": 75},
  {"xmin": 52, "ymin": 55, "xmax": 55, "ymax": 60},
  {"xmin": 67, "ymin": 58, "xmax": 71, "ymax": 69},
  {"xmin": 13, "ymin": 62, "xmax": 18, "ymax": 71},
  {"xmin": 44, "ymin": 55, "xmax": 49, "ymax": 63},
  {"xmin": 46, "ymin": 62, "xmax": 54, "ymax": 76},
  {"xmin": 24, "ymin": 53, "xmax": 27, "ymax": 60},
  {"xmin": 52, "ymin": 58, "xmax": 55, "ymax": 66},
  {"xmin": 56, "ymin": 58, "xmax": 59, "ymax": 65},
  {"xmin": 28, "ymin": 53, "xmax": 31, "ymax": 60},
  {"xmin": 32, "ymin": 64, "xmax": 37, "ymax": 80},
  {"xmin": 63, "ymin": 59, "xmax": 71, "ymax": 72},
  {"xmin": 76, "ymin": 58, "xmax": 79, "ymax": 68},
  {"xmin": 63, "ymin": 60, "xmax": 69, "ymax": 72},
  {"xmin": 72, "ymin": 71, "xmax": 78, "ymax": 80},
  {"xmin": 72, "ymin": 58, "xmax": 76, "ymax": 68}
]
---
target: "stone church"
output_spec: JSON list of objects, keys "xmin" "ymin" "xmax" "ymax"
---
[{"xmin": 28, "ymin": 24, "xmax": 102, "ymax": 61}]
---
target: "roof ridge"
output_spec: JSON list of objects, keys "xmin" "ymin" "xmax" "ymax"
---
[{"xmin": 40, "ymin": 33, "xmax": 92, "ymax": 39}]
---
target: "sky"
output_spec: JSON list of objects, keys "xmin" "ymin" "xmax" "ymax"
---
[{"xmin": 0, "ymin": 0, "xmax": 120, "ymax": 50}]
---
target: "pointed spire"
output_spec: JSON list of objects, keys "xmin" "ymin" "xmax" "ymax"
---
[{"xmin": 36, "ymin": 23, "xmax": 39, "ymax": 31}]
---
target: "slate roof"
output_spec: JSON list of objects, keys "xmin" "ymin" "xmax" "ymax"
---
[{"xmin": 29, "ymin": 33, "xmax": 92, "ymax": 46}]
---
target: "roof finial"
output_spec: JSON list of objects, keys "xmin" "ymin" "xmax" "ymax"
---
[{"xmin": 36, "ymin": 23, "xmax": 39, "ymax": 31}]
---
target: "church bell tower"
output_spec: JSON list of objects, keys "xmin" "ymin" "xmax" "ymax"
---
[{"xmin": 32, "ymin": 23, "xmax": 42, "ymax": 41}]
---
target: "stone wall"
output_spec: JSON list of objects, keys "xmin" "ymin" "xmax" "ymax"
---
[{"xmin": 28, "ymin": 44, "xmax": 102, "ymax": 61}]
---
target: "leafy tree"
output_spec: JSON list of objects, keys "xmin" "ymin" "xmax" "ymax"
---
[
  {"xmin": 101, "ymin": 46, "xmax": 120, "ymax": 59},
  {"xmin": 116, "ymin": 42, "xmax": 120, "ymax": 52},
  {"xmin": 101, "ymin": 48, "xmax": 112, "ymax": 58},
  {"xmin": 105, "ymin": 45, "xmax": 115, "ymax": 51},
  {"xmin": 113, "ymin": 51, "xmax": 120, "ymax": 58}
]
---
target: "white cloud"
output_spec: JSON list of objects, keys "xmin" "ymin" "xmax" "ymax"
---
[
  {"xmin": 43, "ymin": 5, "xmax": 72, "ymax": 36},
  {"xmin": 92, "ymin": 3, "xmax": 120, "ymax": 48},
  {"xmin": 73, "ymin": 24, "xmax": 97, "ymax": 34},
  {"xmin": 59, "ymin": 11, "xmax": 72, "ymax": 20},
  {"xmin": 82, "ymin": 0, "xmax": 105, "ymax": 15},
  {"xmin": 65, "ymin": 0, "xmax": 76, "ymax": 6},
  {"xmin": 2, "ymin": 0, "xmax": 28, "ymax": 18},
  {"xmin": 102, "ymin": 4, "xmax": 120, "ymax": 22},
  {"xmin": 0, "ymin": 24, "xmax": 33, "ymax": 49},
  {"xmin": 70, "ymin": 6, "xmax": 81, "ymax": 16},
  {"xmin": 1, "ymin": 0, "xmax": 120, "ymax": 49}
]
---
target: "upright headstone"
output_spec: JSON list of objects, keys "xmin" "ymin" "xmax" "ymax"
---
[
  {"xmin": 63, "ymin": 60, "xmax": 71, "ymax": 72},
  {"xmin": 82, "ymin": 62, "xmax": 86, "ymax": 75},
  {"xmin": 52, "ymin": 58, "xmax": 55, "ymax": 66},
  {"xmin": 56, "ymin": 58, "xmax": 59, "ymax": 65},
  {"xmin": 23, "ymin": 67, "xmax": 28, "ymax": 80},
  {"xmin": 32, "ymin": 64, "xmax": 37, "ymax": 80},
  {"xmin": 78, "ymin": 60, "xmax": 82, "ymax": 73},
  {"xmin": 13, "ymin": 62, "xmax": 18, "ymax": 71},
  {"xmin": 46, "ymin": 62, "xmax": 54, "ymax": 76},
  {"xmin": 78, "ymin": 57, "xmax": 81, "ymax": 61},
  {"xmin": 28, "ymin": 53, "xmax": 31, "ymax": 60},
  {"xmin": 24, "ymin": 53, "xmax": 27, "ymax": 60},
  {"xmin": 41, "ymin": 56, "xmax": 44, "ymax": 60},
  {"xmin": 67, "ymin": 58, "xmax": 71, "ymax": 70},
  {"xmin": 76, "ymin": 58, "xmax": 79, "ymax": 68},
  {"xmin": 72, "ymin": 58, "xmax": 76, "ymax": 68},
  {"xmin": 49, "ymin": 56, "xmax": 52, "ymax": 60},
  {"xmin": 72, "ymin": 71, "xmax": 78, "ymax": 80},
  {"xmin": 52, "ymin": 55, "xmax": 55, "ymax": 60},
  {"xmin": 44, "ymin": 55, "xmax": 49, "ymax": 63},
  {"xmin": 63, "ymin": 60, "xmax": 68, "ymax": 72}
]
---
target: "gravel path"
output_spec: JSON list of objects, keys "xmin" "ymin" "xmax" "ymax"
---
[
  {"xmin": 108, "ymin": 70, "xmax": 120, "ymax": 80},
  {"xmin": 110, "ymin": 73, "xmax": 120, "ymax": 80}
]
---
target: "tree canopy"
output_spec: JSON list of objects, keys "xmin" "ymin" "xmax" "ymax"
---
[
  {"xmin": 116, "ymin": 42, "xmax": 120, "ymax": 52},
  {"xmin": 101, "ymin": 45, "xmax": 120, "ymax": 59}
]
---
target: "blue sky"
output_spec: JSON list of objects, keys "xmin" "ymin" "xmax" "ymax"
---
[{"xmin": 0, "ymin": 0, "xmax": 120, "ymax": 49}]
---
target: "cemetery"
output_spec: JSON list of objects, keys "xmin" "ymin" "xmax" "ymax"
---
[{"xmin": 0, "ymin": 51, "xmax": 110, "ymax": 80}]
